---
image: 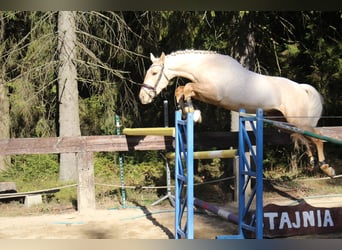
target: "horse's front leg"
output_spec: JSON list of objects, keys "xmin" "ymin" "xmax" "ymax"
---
[
  {"xmin": 175, "ymin": 86, "xmax": 185, "ymax": 109},
  {"xmin": 174, "ymin": 84, "xmax": 202, "ymax": 122},
  {"xmin": 175, "ymin": 86, "xmax": 187, "ymax": 119}
]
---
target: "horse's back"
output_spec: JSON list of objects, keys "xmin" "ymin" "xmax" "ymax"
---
[{"xmin": 242, "ymin": 74, "xmax": 323, "ymax": 127}]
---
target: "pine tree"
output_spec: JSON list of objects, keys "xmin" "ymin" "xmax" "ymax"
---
[
  {"xmin": 57, "ymin": 11, "xmax": 81, "ymax": 181},
  {"xmin": 0, "ymin": 11, "xmax": 10, "ymax": 171}
]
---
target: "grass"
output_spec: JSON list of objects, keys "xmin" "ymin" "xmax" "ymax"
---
[{"xmin": 0, "ymin": 151, "xmax": 174, "ymax": 216}]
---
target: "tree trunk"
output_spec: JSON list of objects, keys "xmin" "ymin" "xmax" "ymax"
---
[
  {"xmin": 230, "ymin": 12, "xmax": 256, "ymax": 69},
  {"xmin": 57, "ymin": 11, "xmax": 81, "ymax": 181},
  {"xmin": 231, "ymin": 12, "xmax": 256, "ymax": 132},
  {"xmin": 0, "ymin": 81, "xmax": 10, "ymax": 171},
  {"xmin": 0, "ymin": 11, "xmax": 10, "ymax": 171}
]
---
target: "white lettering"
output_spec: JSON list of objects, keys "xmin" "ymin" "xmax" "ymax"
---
[
  {"xmin": 279, "ymin": 212, "xmax": 292, "ymax": 229},
  {"xmin": 317, "ymin": 210, "xmax": 322, "ymax": 227},
  {"xmin": 302, "ymin": 210, "xmax": 315, "ymax": 227},
  {"xmin": 263, "ymin": 209, "xmax": 335, "ymax": 231},
  {"xmin": 292, "ymin": 211, "xmax": 301, "ymax": 228},
  {"xmin": 323, "ymin": 210, "xmax": 334, "ymax": 227},
  {"xmin": 264, "ymin": 212, "xmax": 278, "ymax": 230}
]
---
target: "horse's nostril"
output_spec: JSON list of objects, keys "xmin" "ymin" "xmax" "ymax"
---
[{"xmin": 139, "ymin": 94, "xmax": 149, "ymax": 104}]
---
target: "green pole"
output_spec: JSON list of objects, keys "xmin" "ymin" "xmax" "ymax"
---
[
  {"xmin": 264, "ymin": 118, "xmax": 342, "ymax": 145},
  {"xmin": 115, "ymin": 115, "xmax": 126, "ymax": 208}
]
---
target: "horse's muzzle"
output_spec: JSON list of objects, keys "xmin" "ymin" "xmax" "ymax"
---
[{"xmin": 139, "ymin": 89, "xmax": 153, "ymax": 104}]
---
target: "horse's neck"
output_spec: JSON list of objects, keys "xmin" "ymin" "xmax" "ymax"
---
[
  {"xmin": 164, "ymin": 52, "xmax": 251, "ymax": 82},
  {"xmin": 165, "ymin": 53, "xmax": 211, "ymax": 81}
]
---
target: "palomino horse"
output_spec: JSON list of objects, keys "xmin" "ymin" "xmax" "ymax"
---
[{"xmin": 139, "ymin": 50, "xmax": 335, "ymax": 177}]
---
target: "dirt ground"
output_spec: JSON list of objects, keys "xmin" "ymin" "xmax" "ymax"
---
[
  {"xmin": 1, "ymin": 178, "xmax": 342, "ymax": 239},
  {"xmin": 0, "ymin": 200, "xmax": 239, "ymax": 239}
]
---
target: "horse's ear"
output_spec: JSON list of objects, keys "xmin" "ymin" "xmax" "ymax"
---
[
  {"xmin": 160, "ymin": 52, "xmax": 166, "ymax": 62},
  {"xmin": 150, "ymin": 53, "xmax": 157, "ymax": 62}
]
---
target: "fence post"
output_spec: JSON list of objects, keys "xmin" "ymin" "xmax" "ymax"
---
[{"xmin": 76, "ymin": 151, "xmax": 96, "ymax": 211}]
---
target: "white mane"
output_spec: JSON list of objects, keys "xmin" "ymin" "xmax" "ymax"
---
[{"xmin": 167, "ymin": 49, "xmax": 218, "ymax": 58}]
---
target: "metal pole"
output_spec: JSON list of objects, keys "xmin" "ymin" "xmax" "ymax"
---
[
  {"xmin": 186, "ymin": 112, "xmax": 194, "ymax": 239},
  {"xmin": 175, "ymin": 110, "xmax": 182, "ymax": 239},
  {"xmin": 238, "ymin": 108, "xmax": 246, "ymax": 237},
  {"xmin": 175, "ymin": 110, "xmax": 194, "ymax": 239},
  {"xmin": 194, "ymin": 197, "xmax": 239, "ymax": 224},
  {"xmin": 255, "ymin": 108, "xmax": 264, "ymax": 239},
  {"xmin": 164, "ymin": 100, "xmax": 169, "ymax": 128},
  {"xmin": 115, "ymin": 115, "xmax": 126, "ymax": 208},
  {"xmin": 151, "ymin": 153, "xmax": 175, "ymax": 207},
  {"xmin": 263, "ymin": 118, "xmax": 342, "ymax": 145}
]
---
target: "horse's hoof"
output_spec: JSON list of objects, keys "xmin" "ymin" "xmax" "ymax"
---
[
  {"xmin": 184, "ymin": 106, "xmax": 194, "ymax": 113},
  {"xmin": 320, "ymin": 164, "xmax": 336, "ymax": 177},
  {"xmin": 194, "ymin": 110, "xmax": 202, "ymax": 123}
]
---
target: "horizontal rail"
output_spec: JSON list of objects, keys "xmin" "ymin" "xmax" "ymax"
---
[
  {"xmin": 0, "ymin": 184, "xmax": 77, "ymax": 199},
  {"xmin": 264, "ymin": 119, "xmax": 342, "ymax": 145},
  {"xmin": 166, "ymin": 149, "xmax": 237, "ymax": 160},
  {"xmin": 123, "ymin": 127, "xmax": 175, "ymax": 137},
  {"xmin": 194, "ymin": 197, "xmax": 238, "ymax": 224},
  {"xmin": 0, "ymin": 135, "xmax": 174, "ymax": 155}
]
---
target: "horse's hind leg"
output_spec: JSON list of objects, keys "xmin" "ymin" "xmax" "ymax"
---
[
  {"xmin": 302, "ymin": 126, "xmax": 336, "ymax": 177},
  {"xmin": 291, "ymin": 127, "xmax": 335, "ymax": 177},
  {"xmin": 291, "ymin": 133, "xmax": 316, "ymax": 172},
  {"xmin": 311, "ymin": 135, "xmax": 336, "ymax": 177}
]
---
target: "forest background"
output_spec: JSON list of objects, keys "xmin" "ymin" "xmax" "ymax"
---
[{"xmin": 0, "ymin": 11, "xmax": 341, "ymax": 203}]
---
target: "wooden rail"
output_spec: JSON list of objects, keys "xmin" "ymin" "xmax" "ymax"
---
[
  {"xmin": 0, "ymin": 135, "xmax": 174, "ymax": 155},
  {"xmin": 0, "ymin": 127, "xmax": 296, "ymax": 155}
]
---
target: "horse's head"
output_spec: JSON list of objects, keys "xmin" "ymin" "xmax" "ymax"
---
[{"xmin": 139, "ymin": 52, "xmax": 170, "ymax": 104}]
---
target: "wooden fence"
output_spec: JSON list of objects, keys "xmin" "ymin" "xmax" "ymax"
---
[{"xmin": 0, "ymin": 126, "xmax": 340, "ymax": 212}]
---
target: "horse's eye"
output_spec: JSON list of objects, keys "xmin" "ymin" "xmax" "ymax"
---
[{"xmin": 152, "ymin": 71, "xmax": 158, "ymax": 76}]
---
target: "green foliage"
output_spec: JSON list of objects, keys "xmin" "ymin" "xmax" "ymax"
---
[
  {"xmin": 276, "ymin": 12, "xmax": 342, "ymax": 124},
  {"xmin": 96, "ymin": 152, "xmax": 166, "ymax": 189},
  {"xmin": 0, "ymin": 154, "xmax": 59, "ymax": 191},
  {"xmin": 121, "ymin": 151, "xmax": 165, "ymax": 186},
  {"xmin": 94, "ymin": 151, "xmax": 167, "ymax": 206},
  {"xmin": 0, "ymin": 152, "xmax": 165, "ymax": 191},
  {"xmin": 94, "ymin": 153, "xmax": 119, "ymax": 180},
  {"xmin": 79, "ymin": 94, "xmax": 117, "ymax": 135},
  {"xmin": 4, "ymin": 12, "xmax": 58, "ymax": 138},
  {"xmin": 0, "ymin": 152, "xmax": 167, "ymax": 205},
  {"xmin": 283, "ymin": 43, "xmax": 300, "ymax": 57}
]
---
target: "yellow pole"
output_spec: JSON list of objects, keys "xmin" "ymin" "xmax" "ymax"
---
[
  {"xmin": 166, "ymin": 149, "xmax": 237, "ymax": 160},
  {"xmin": 123, "ymin": 127, "xmax": 175, "ymax": 137}
]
